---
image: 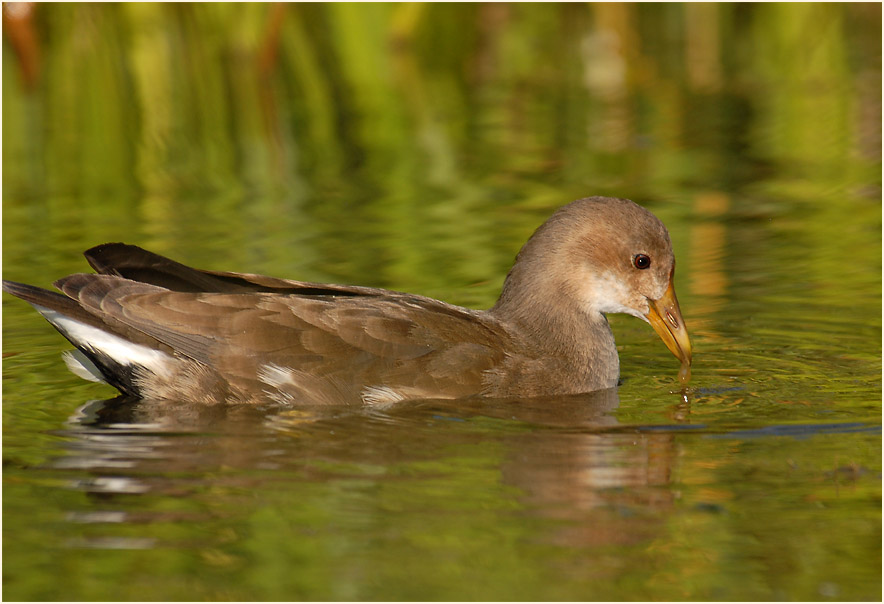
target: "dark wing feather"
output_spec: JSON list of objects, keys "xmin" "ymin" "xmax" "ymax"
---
[{"xmin": 85, "ymin": 243, "xmax": 385, "ymax": 297}]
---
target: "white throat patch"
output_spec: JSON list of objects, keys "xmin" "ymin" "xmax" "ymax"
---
[{"xmin": 583, "ymin": 271, "xmax": 649, "ymax": 322}]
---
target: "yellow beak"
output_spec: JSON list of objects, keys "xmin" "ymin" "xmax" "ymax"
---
[{"xmin": 647, "ymin": 281, "xmax": 692, "ymax": 385}]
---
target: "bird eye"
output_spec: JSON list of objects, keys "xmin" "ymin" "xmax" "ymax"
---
[{"xmin": 633, "ymin": 254, "xmax": 651, "ymax": 270}]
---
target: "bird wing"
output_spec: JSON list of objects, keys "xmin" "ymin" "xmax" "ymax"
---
[{"xmin": 54, "ymin": 273, "xmax": 508, "ymax": 405}]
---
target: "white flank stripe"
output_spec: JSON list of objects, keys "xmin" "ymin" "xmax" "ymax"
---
[
  {"xmin": 257, "ymin": 364, "xmax": 296, "ymax": 388},
  {"xmin": 361, "ymin": 385, "xmax": 408, "ymax": 407}
]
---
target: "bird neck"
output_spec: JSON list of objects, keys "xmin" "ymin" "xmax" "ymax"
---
[{"xmin": 489, "ymin": 268, "xmax": 620, "ymax": 386}]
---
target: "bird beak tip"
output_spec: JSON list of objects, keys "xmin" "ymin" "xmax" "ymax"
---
[{"xmin": 646, "ymin": 281, "xmax": 692, "ymax": 383}]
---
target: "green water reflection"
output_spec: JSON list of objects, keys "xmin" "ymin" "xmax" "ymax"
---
[{"xmin": 3, "ymin": 3, "xmax": 881, "ymax": 601}]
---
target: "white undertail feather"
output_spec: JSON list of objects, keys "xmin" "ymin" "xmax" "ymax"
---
[
  {"xmin": 62, "ymin": 349, "xmax": 105, "ymax": 383},
  {"xmin": 34, "ymin": 305, "xmax": 176, "ymax": 381}
]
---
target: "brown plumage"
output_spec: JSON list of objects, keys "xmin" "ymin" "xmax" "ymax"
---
[{"xmin": 3, "ymin": 196, "xmax": 692, "ymax": 406}]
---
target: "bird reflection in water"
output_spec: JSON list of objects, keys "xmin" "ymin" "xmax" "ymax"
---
[{"xmin": 56, "ymin": 388, "xmax": 689, "ymax": 553}]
